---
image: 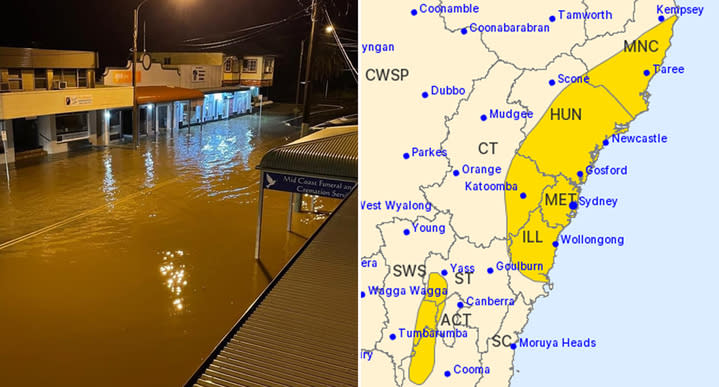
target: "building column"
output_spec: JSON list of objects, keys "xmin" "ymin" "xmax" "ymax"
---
[
  {"xmin": 154, "ymin": 105, "xmax": 159, "ymax": 135},
  {"xmin": 88, "ymin": 111, "xmax": 99, "ymax": 145},
  {"xmin": 102, "ymin": 110, "xmax": 110, "ymax": 145},
  {"xmin": 171, "ymin": 102, "xmax": 177, "ymax": 132},
  {"xmin": 38, "ymin": 115, "xmax": 67, "ymax": 155},
  {"xmin": 165, "ymin": 104, "xmax": 171, "ymax": 131}
]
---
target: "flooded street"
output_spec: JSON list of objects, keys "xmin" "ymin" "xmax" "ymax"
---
[{"xmin": 0, "ymin": 108, "xmax": 336, "ymax": 386}]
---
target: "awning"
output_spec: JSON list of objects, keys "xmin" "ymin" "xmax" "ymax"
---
[
  {"xmin": 257, "ymin": 125, "xmax": 357, "ymax": 180},
  {"xmin": 135, "ymin": 86, "xmax": 204, "ymax": 104},
  {"xmin": 254, "ymin": 125, "xmax": 357, "ymax": 260},
  {"xmin": 198, "ymin": 85, "xmax": 253, "ymax": 94}
]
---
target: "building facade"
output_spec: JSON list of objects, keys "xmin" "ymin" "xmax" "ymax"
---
[
  {"xmin": 239, "ymin": 55, "xmax": 275, "ymax": 87},
  {"xmin": 102, "ymin": 52, "xmax": 273, "ymax": 128},
  {"xmin": 0, "ymin": 47, "xmax": 133, "ymax": 164}
]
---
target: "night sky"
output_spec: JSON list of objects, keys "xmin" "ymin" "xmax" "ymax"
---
[{"xmin": 0, "ymin": 0, "xmax": 356, "ymax": 100}]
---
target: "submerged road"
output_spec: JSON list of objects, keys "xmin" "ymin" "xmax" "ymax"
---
[{"xmin": 0, "ymin": 106, "xmax": 340, "ymax": 386}]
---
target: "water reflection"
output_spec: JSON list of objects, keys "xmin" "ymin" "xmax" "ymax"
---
[
  {"xmin": 159, "ymin": 249, "xmax": 189, "ymax": 314},
  {"xmin": 102, "ymin": 152, "xmax": 116, "ymax": 204},
  {"xmin": 143, "ymin": 150, "xmax": 155, "ymax": 188},
  {"xmin": 299, "ymin": 194, "xmax": 331, "ymax": 226}
]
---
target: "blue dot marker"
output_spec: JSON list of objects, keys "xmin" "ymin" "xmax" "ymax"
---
[
  {"xmin": 403, "ymin": 152, "xmax": 410, "ymax": 160},
  {"xmin": 510, "ymin": 343, "xmax": 517, "ymax": 350},
  {"xmin": 390, "ymin": 333, "xmax": 396, "ymax": 340},
  {"xmin": 461, "ymin": 28, "xmax": 468, "ymax": 35},
  {"xmin": 457, "ymin": 301, "xmax": 464, "ymax": 308},
  {"xmin": 552, "ymin": 241, "xmax": 559, "ymax": 248},
  {"xmin": 453, "ymin": 170, "xmax": 460, "ymax": 177},
  {"xmin": 444, "ymin": 370, "xmax": 451, "ymax": 377},
  {"xmin": 411, "ymin": 9, "xmax": 418, "ymax": 16},
  {"xmin": 361, "ymin": 291, "xmax": 366, "ymax": 298},
  {"xmin": 422, "ymin": 91, "xmax": 429, "ymax": 98},
  {"xmin": 603, "ymin": 139, "xmax": 609, "ymax": 146},
  {"xmin": 481, "ymin": 114, "xmax": 487, "ymax": 121},
  {"xmin": 520, "ymin": 192, "xmax": 527, "ymax": 199},
  {"xmin": 487, "ymin": 267, "xmax": 494, "ymax": 274},
  {"xmin": 549, "ymin": 15, "xmax": 556, "ymax": 22},
  {"xmin": 577, "ymin": 170, "xmax": 584, "ymax": 178},
  {"xmin": 643, "ymin": 69, "xmax": 651, "ymax": 76},
  {"xmin": 441, "ymin": 269, "xmax": 448, "ymax": 276},
  {"xmin": 403, "ymin": 229, "xmax": 410, "ymax": 236},
  {"xmin": 658, "ymin": 15, "xmax": 665, "ymax": 22},
  {"xmin": 549, "ymin": 79, "xmax": 556, "ymax": 86},
  {"xmin": 569, "ymin": 201, "xmax": 578, "ymax": 210}
]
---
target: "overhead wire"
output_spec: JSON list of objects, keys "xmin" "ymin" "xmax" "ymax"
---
[
  {"xmin": 323, "ymin": 7, "xmax": 357, "ymax": 82},
  {"xmin": 181, "ymin": 7, "xmax": 309, "ymax": 49}
]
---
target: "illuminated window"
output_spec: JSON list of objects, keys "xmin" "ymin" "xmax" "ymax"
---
[{"xmin": 242, "ymin": 59, "xmax": 257, "ymax": 73}]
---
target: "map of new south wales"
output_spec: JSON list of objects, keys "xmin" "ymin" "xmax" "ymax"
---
[{"xmin": 360, "ymin": 1, "xmax": 689, "ymax": 385}]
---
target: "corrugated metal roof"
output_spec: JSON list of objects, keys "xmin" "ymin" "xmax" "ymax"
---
[
  {"xmin": 258, "ymin": 126, "xmax": 357, "ymax": 180},
  {"xmin": 186, "ymin": 190, "xmax": 358, "ymax": 386},
  {"xmin": 0, "ymin": 46, "xmax": 97, "ymax": 69}
]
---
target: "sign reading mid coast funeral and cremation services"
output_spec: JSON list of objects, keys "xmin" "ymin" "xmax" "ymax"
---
[{"xmin": 263, "ymin": 172, "xmax": 355, "ymax": 199}]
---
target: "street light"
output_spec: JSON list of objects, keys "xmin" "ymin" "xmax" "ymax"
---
[
  {"xmin": 131, "ymin": 0, "xmax": 192, "ymax": 147},
  {"xmin": 325, "ymin": 25, "xmax": 334, "ymax": 33},
  {"xmin": 131, "ymin": 0, "xmax": 150, "ymax": 149}
]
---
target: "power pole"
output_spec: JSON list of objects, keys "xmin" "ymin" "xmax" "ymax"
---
[
  {"xmin": 132, "ymin": 8, "xmax": 140, "ymax": 148},
  {"xmin": 300, "ymin": 0, "xmax": 318, "ymax": 136},
  {"xmin": 295, "ymin": 39, "xmax": 305, "ymax": 109}
]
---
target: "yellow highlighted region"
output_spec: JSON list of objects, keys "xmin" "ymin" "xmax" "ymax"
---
[
  {"xmin": 408, "ymin": 273, "xmax": 447, "ymax": 384},
  {"xmin": 505, "ymin": 19, "xmax": 675, "ymax": 283},
  {"xmin": 506, "ymin": 156, "xmax": 555, "ymax": 236},
  {"xmin": 517, "ymin": 83, "xmax": 633, "ymax": 182},
  {"xmin": 586, "ymin": 16, "xmax": 677, "ymax": 116},
  {"xmin": 540, "ymin": 177, "xmax": 579, "ymax": 228},
  {"xmin": 507, "ymin": 210, "xmax": 562, "ymax": 283}
]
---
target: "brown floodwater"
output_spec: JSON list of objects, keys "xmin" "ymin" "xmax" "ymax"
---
[{"xmin": 0, "ymin": 110, "xmax": 338, "ymax": 386}]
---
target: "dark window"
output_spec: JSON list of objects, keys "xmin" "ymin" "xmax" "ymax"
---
[
  {"xmin": 242, "ymin": 59, "xmax": 257, "ymax": 73},
  {"xmin": 8, "ymin": 69, "xmax": 22, "ymax": 90},
  {"xmin": 78, "ymin": 69, "xmax": 87, "ymax": 87},
  {"xmin": 34, "ymin": 69, "xmax": 47, "ymax": 89},
  {"xmin": 56, "ymin": 113, "xmax": 88, "ymax": 134},
  {"xmin": 52, "ymin": 69, "xmax": 87, "ymax": 88}
]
